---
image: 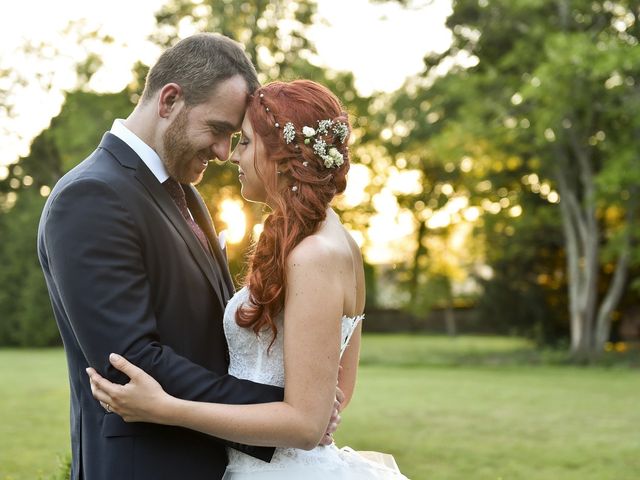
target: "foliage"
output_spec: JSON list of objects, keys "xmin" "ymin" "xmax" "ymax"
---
[
  {"xmin": 49, "ymin": 455, "xmax": 71, "ymax": 480},
  {"xmin": 381, "ymin": 0, "xmax": 640, "ymax": 354},
  {"xmin": 0, "ymin": 91, "xmax": 132, "ymax": 346},
  {"xmin": 2, "ymin": 0, "xmax": 640, "ymax": 349},
  {"xmin": 0, "ymin": 189, "xmax": 57, "ymax": 346},
  {"xmin": 0, "ymin": 0, "xmax": 383, "ymax": 345}
]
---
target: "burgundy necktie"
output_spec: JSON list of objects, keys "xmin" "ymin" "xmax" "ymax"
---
[{"xmin": 163, "ymin": 178, "xmax": 211, "ymax": 255}]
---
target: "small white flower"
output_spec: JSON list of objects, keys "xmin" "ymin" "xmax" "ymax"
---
[
  {"xmin": 283, "ymin": 122, "xmax": 296, "ymax": 144},
  {"xmin": 332, "ymin": 122, "xmax": 349, "ymax": 143},
  {"xmin": 328, "ymin": 147, "xmax": 344, "ymax": 167},
  {"xmin": 313, "ymin": 139, "xmax": 327, "ymax": 157},
  {"xmin": 302, "ymin": 126, "xmax": 316, "ymax": 137},
  {"xmin": 317, "ymin": 119, "xmax": 332, "ymax": 134}
]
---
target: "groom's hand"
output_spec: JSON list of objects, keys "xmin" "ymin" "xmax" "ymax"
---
[{"xmin": 319, "ymin": 385, "xmax": 345, "ymax": 446}]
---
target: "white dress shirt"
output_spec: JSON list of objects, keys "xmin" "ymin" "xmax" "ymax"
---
[{"xmin": 110, "ymin": 119, "xmax": 169, "ymax": 184}]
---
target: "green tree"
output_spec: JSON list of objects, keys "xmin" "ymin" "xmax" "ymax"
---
[
  {"xmin": 0, "ymin": 90, "xmax": 132, "ymax": 346},
  {"xmin": 400, "ymin": 0, "xmax": 640, "ymax": 358},
  {"xmin": 0, "ymin": 188, "xmax": 56, "ymax": 345},
  {"xmin": 0, "ymin": 0, "xmax": 390, "ymax": 345}
]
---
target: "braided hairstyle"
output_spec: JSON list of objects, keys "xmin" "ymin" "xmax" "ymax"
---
[{"xmin": 236, "ymin": 80, "xmax": 351, "ymax": 344}]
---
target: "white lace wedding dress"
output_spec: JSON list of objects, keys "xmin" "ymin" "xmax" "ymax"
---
[{"xmin": 222, "ymin": 287, "xmax": 409, "ymax": 479}]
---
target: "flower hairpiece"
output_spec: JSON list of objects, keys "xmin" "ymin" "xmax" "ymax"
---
[
  {"xmin": 282, "ymin": 119, "xmax": 348, "ymax": 169},
  {"xmin": 283, "ymin": 122, "xmax": 296, "ymax": 144},
  {"xmin": 332, "ymin": 122, "xmax": 349, "ymax": 144}
]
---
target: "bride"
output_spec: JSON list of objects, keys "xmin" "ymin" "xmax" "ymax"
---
[{"xmin": 87, "ymin": 80, "xmax": 409, "ymax": 479}]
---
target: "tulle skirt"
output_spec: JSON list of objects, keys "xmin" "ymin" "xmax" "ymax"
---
[{"xmin": 222, "ymin": 446, "xmax": 410, "ymax": 479}]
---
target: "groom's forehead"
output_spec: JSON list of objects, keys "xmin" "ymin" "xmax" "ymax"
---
[{"xmin": 198, "ymin": 78, "xmax": 249, "ymax": 129}]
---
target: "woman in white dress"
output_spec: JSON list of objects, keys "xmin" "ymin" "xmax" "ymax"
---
[{"xmin": 87, "ymin": 80, "xmax": 409, "ymax": 479}]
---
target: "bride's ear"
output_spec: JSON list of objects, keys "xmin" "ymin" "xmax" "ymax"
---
[{"xmin": 158, "ymin": 83, "xmax": 184, "ymax": 118}]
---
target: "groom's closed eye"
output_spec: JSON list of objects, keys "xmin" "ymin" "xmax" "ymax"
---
[{"xmin": 206, "ymin": 120, "xmax": 238, "ymax": 136}]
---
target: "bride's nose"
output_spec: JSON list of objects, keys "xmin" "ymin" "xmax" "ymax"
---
[{"xmin": 229, "ymin": 147, "xmax": 240, "ymax": 165}]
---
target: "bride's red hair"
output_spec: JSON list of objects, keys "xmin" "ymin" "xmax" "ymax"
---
[{"xmin": 236, "ymin": 80, "xmax": 351, "ymax": 343}]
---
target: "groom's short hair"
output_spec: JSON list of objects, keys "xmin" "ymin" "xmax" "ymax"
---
[{"xmin": 141, "ymin": 33, "xmax": 259, "ymax": 106}]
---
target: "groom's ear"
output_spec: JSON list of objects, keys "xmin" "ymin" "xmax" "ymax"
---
[{"xmin": 158, "ymin": 83, "xmax": 183, "ymax": 119}]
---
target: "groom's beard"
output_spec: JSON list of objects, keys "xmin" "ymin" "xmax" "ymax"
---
[{"xmin": 163, "ymin": 109, "xmax": 211, "ymax": 185}]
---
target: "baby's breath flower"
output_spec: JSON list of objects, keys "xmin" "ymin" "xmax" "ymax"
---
[
  {"xmin": 332, "ymin": 122, "xmax": 349, "ymax": 144},
  {"xmin": 283, "ymin": 119, "xmax": 348, "ymax": 169},
  {"xmin": 313, "ymin": 139, "xmax": 327, "ymax": 157},
  {"xmin": 283, "ymin": 122, "xmax": 296, "ymax": 144},
  {"xmin": 317, "ymin": 119, "xmax": 332, "ymax": 134},
  {"xmin": 326, "ymin": 147, "xmax": 344, "ymax": 167}
]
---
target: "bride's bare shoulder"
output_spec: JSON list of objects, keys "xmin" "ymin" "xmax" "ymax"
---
[
  {"xmin": 288, "ymin": 229, "xmax": 354, "ymax": 274},
  {"xmin": 286, "ymin": 233, "xmax": 338, "ymax": 269}
]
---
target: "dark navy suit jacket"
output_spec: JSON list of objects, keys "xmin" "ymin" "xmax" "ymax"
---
[{"xmin": 38, "ymin": 133, "xmax": 283, "ymax": 480}]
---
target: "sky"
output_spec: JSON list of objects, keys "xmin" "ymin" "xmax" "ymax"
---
[{"xmin": 0, "ymin": 0, "xmax": 452, "ymax": 167}]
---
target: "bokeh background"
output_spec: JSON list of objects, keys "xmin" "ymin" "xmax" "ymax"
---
[{"xmin": 1, "ymin": 1, "xmax": 639, "ymax": 479}]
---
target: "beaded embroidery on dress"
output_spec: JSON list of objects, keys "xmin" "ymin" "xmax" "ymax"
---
[{"xmin": 221, "ymin": 287, "xmax": 409, "ymax": 480}]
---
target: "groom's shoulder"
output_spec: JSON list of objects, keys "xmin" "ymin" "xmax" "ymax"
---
[
  {"xmin": 46, "ymin": 144, "xmax": 138, "ymax": 210},
  {"xmin": 57, "ymin": 134, "xmax": 138, "ymax": 186}
]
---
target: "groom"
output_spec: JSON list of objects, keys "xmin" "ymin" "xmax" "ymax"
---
[{"xmin": 38, "ymin": 33, "xmax": 335, "ymax": 480}]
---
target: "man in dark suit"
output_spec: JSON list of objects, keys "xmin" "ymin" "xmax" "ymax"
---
[{"xmin": 37, "ymin": 33, "xmax": 286, "ymax": 480}]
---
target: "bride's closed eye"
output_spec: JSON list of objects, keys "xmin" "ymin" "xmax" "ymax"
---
[{"xmin": 238, "ymin": 134, "xmax": 250, "ymax": 147}]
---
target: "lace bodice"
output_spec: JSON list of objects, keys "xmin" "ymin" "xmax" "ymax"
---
[{"xmin": 223, "ymin": 286, "xmax": 363, "ymax": 472}]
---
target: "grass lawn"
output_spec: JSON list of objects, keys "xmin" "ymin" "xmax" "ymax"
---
[
  {"xmin": 0, "ymin": 349, "xmax": 70, "ymax": 480},
  {"xmin": 1, "ymin": 336, "xmax": 639, "ymax": 479}
]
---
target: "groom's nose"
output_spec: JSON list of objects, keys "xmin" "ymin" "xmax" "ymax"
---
[{"xmin": 211, "ymin": 137, "xmax": 232, "ymax": 162}]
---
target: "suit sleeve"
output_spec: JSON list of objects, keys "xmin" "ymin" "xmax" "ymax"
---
[{"xmin": 43, "ymin": 178, "xmax": 283, "ymax": 458}]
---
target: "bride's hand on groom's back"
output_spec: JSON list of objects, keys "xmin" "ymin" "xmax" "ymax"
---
[{"xmin": 86, "ymin": 353, "xmax": 172, "ymax": 424}]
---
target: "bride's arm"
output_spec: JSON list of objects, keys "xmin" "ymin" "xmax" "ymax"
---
[{"xmin": 88, "ymin": 239, "xmax": 345, "ymax": 450}]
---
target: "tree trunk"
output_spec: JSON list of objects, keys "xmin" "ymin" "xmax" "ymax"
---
[
  {"xmin": 444, "ymin": 301, "xmax": 457, "ymax": 337},
  {"xmin": 553, "ymin": 146, "xmax": 599, "ymax": 361},
  {"xmin": 409, "ymin": 220, "xmax": 428, "ymax": 306},
  {"xmin": 594, "ymin": 244, "xmax": 630, "ymax": 349},
  {"xmin": 444, "ymin": 276, "xmax": 456, "ymax": 337},
  {"xmin": 594, "ymin": 189, "xmax": 638, "ymax": 351}
]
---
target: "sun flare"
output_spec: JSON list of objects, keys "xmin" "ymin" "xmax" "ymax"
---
[{"xmin": 219, "ymin": 198, "xmax": 246, "ymax": 244}]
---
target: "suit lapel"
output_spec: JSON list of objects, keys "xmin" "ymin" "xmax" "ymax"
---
[
  {"xmin": 93, "ymin": 135, "xmax": 226, "ymax": 309},
  {"xmin": 184, "ymin": 185, "xmax": 235, "ymax": 302},
  {"xmin": 134, "ymin": 164, "xmax": 227, "ymax": 307},
  {"xmin": 98, "ymin": 132, "xmax": 229, "ymax": 306}
]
